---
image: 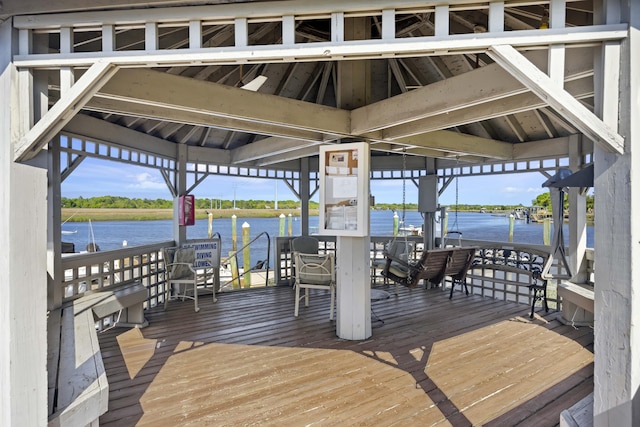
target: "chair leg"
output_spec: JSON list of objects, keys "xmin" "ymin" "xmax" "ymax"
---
[
  {"xmin": 329, "ymin": 286, "xmax": 335, "ymax": 320},
  {"xmin": 164, "ymin": 281, "xmax": 170, "ymax": 310},
  {"xmin": 294, "ymin": 284, "xmax": 301, "ymax": 317},
  {"xmin": 304, "ymin": 288, "xmax": 310, "ymax": 307},
  {"xmin": 193, "ymin": 283, "xmax": 200, "ymax": 312}
]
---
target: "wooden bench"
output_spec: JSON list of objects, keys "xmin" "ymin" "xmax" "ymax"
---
[
  {"xmin": 558, "ymin": 281, "xmax": 594, "ymax": 326},
  {"xmin": 380, "ymin": 247, "xmax": 477, "ymax": 294},
  {"xmin": 466, "ymin": 246, "xmax": 551, "ymax": 318},
  {"xmin": 48, "ymin": 282, "xmax": 148, "ymax": 426}
]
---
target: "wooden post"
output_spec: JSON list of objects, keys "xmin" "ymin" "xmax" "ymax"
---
[
  {"xmin": 231, "ymin": 214, "xmax": 237, "ymax": 252},
  {"xmin": 288, "ymin": 213, "xmax": 293, "ymax": 236},
  {"xmin": 279, "ymin": 213, "xmax": 285, "ymax": 236},
  {"xmin": 242, "ymin": 222, "xmax": 251, "ymax": 288},
  {"xmin": 393, "ymin": 212, "xmax": 399, "ymax": 236},
  {"xmin": 508, "ymin": 214, "xmax": 515, "ymax": 242},
  {"xmin": 0, "ymin": 19, "xmax": 48, "ymax": 426}
]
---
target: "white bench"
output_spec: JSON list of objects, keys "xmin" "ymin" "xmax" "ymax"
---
[
  {"xmin": 558, "ymin": 281, "xmax": 594, "ymax": 326},
  {"xmin": 48, "ymin": 282, "xmax": 148, "ymax": 426}
]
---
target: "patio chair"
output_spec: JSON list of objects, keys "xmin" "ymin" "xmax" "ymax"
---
[
  {"xmin": 290, "ymin": 236, "xmax": 319, "ymax": 285},
  {"xmin": 163, "ymin": 246, "xmax": 215, "ymax": 312},
  {"xmin": 293, "ymin": 252, "xmax": 335, "ymax": 320}
]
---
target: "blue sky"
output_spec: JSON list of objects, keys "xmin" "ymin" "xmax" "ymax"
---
[{"xmin": 62, "ymin": 157, "xmax": 549, "ymax": 206}]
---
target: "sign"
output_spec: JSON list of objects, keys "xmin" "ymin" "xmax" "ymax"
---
[{"xmin": 182, "ymin": 239, "xmax": 220, "ymax": 268}]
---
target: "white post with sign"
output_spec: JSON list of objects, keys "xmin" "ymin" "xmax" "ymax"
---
[{"xmin": 319, "ymin": 142, "xmax": 371, "ymax": 340}]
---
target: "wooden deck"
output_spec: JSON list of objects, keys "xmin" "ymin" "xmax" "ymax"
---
[{"xmin": 98, "ymin": 284, "xmax": 593, "ymax": 426}]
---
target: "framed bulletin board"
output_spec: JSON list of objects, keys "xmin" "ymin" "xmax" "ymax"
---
[{"xmin": 318, "ymin": 142, "xmax": 370, "ymax": 237}]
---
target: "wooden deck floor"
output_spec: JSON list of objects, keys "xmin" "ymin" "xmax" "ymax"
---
[{"xmin": 98, "ymin": 284, "xmax": 593, "ymax": 426}]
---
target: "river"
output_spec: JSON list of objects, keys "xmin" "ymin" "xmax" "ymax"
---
[{"xmin": 61, "ymin": 210, "xmax": 594, "ymax": 263}]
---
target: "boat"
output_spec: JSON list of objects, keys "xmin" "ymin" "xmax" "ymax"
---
[{"xmin": 62, "ymin": 229, "xmax": 77, "ymax": 235}]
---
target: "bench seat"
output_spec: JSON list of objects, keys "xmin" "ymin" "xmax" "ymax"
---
[
  {"xmin": 48, "ymin": 282, "xmax": 148, "ymax": 426},
  {"xmin": 558, "ymin": 281, "xmax": 594, "ymax": 326}
]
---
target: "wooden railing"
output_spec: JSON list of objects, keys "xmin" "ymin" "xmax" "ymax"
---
[
  {"xmin": 59, "ymin": 237, "xmax": 593, "ymax": 318},
  {"xmin": 60, "ymin": 240, "xmax": 172, "ymax": 310}
]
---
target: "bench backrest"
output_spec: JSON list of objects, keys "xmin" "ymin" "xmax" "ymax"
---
[
  {"xmin": 412, "ymin": 248, "xmax": 452, "ymax": 284},
  {"xmin": 444, "ymin": 247, "xmax": 478, "ymax": 281}
]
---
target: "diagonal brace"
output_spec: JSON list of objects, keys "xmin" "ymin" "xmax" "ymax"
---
[
  {"xmin": 15, "ymin": 60, "xmax": 118, "ymax": 162},
  {"xmin": 487, "ymin": 44, "xmax": 623, "ymax": 154}
]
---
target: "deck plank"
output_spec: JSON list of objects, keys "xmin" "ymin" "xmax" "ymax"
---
[{"xmin": 99, "ymin": 285, "xmax": 593, "ymax": 426}]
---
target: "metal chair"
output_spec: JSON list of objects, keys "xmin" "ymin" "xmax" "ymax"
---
[
  {"xmin": 163, "ymin": 246, "xmax": 215, "ymax": 312},
  {"xmin": 293, "ymin": 252, "xmax": 335, "ymax": 320}
]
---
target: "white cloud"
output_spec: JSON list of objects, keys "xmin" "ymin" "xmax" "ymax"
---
[{"xmin": 127, "ymin": 172, "xmax": 166, "ymax": 190}]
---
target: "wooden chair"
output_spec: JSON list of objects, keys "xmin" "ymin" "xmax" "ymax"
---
[{"xmin": 293, "ymin": 252, "xmax": 335, "ymax": 320}]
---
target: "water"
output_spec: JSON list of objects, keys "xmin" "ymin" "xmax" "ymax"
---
[{"xmin": 61, "ymin": 211, "xmax": 594, "ymax": 265}]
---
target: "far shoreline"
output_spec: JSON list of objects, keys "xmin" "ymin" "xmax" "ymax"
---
[{"xmin": 62, "ymin": 208, "xmax": 320, "ymax": 222}]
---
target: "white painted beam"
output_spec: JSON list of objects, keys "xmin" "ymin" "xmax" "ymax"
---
[
  {"xmin": 63, "ymin": 113, "xmax": 177, "ymax": 159},
  {"xmin": 395, "ymin": 131, "xmax": 513, "ymax": 159},
  {"xmin": 487, "ymin": 44, "xmax": 623, "ymax": 154},
  {"xmin": 381, "ymin": 76, "xmax": 593, "ymax": 139},
  {"xmin": 15, "ymin": 61, "xmax": 118, "ymax": 162},
  {"xmin": 92, "ymin": 68, "xmax": 351, "ymax": 136},
  {"xmin": 353, "ymin": 48, "xmax": 594, "ymax": 136},
  {"xmin": 84, "ymin": 95, "xmax": 329, "ymax": 142},
  {"xmin": 231, "ymin": 136, "xmax": 323, "ymax": 164},
  {"xmin": 14, "ymin": 25, "xmax": 628, "ymax": 69}
]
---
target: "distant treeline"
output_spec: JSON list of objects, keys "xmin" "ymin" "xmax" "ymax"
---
[
  {"xmin": 61, "ymin": 193, "xmax": 594, "ymax": 212},
  {"xmin": 61, "ymin": 196, "xmax": 319, "ymax": 210}
]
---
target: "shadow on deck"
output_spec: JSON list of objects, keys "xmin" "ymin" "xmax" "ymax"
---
[{"xmin": 98, "ymin": 284, "xmax": 593, "ymax": 426}]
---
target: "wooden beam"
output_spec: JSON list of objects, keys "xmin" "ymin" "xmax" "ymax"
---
[
  {"xmin": 63, "ymin": 113, "xmax": 177, "ymax": 159},
  {"xmin": 352, "ymin": 48, "xmax": 594, "ymax": 136},
  {"xmin": 488, "ymin": 44, "xmax": 623, "ymax": 154},
  {"xmin": 231, "ymin": 137, "xmax": 323, "ymax": 164},
  {"xmin": 395, "ymin": 131, "xmax": 513, "ymax": 159},
  {"xmin": 14, "ymin": 25, "xmax": 627, "ymax": 69},
  {"xmin": 15, "ymin": 60, "xmax": 118, "ymax": 162},
  {"xmin": 381, "ymin": 76, "xmax": 594, "ymax": 139},
  {"xmin": 92, "ymin": 68, "xmax": 350, "ymax": 137}
]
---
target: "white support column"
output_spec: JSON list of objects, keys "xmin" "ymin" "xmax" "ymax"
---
[
  {"xmin": 59, "ymin": 27, "xmax": 73, "ymax": 95},
  {"xmin": 282, "ymin": 15, "xmax": 295, "ymax": 46},
  {"xmin": 336, "ymin": 236, "xmax": 371, "ymax": 340},
  {"xmin": 381, "ymin": 9, "xmax": 395, "ymax": 40},
  {"xmin": 593, "ymin": 1, "xmax": 640, "ymax": 425},
  {"xmin": 331, "ymin": 12, "xmax": 344, "ymax": 43},
  {"xmin": 235, "ymin": 18, "xmax": 248, "ymax": 47},
  {"xmin": 145, "ymin": 22, "xmax": 158, "ymax": 50},
  {"xmin": 488, "ymin": 2, "xmax": 504, "ymax": 33},
  {"xmin": 0, "ymin": 19, "xmax": 48, "ymax": 427},
  {"xmin": 300, "ymin": 157, "xmax": 310, "ymax": 235},
  {"xmin": 173, "ymin": 143, "xmax": 188, "ymax": 245},
  {"xmin": 434, "ymin": 5, "xmax": 449, "ymax": 37},
  {"xmin": 568, "ymin": 135, "xmax": 587, "ymax": 282},
  {"xmin": 548, "ymin": 0, "xmax": 566, "ymax": 86},
  {"xmin": 102, "ymin": 24, "xmax": 115, "ymax": 52},
  {"xmin": 189, "ymin": 20, "xmax": 202, "ymax": 49}
]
